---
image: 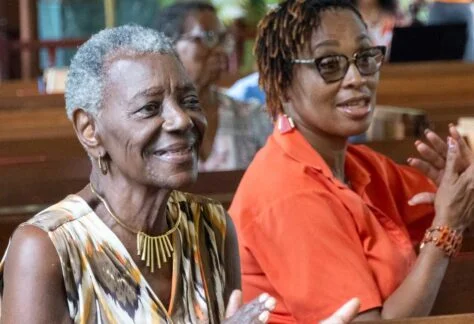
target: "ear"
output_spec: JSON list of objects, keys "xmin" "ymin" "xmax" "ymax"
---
[
  {"xmin": 280, "ymin": 85, "xmax": 293, "ymax": 107},
  {"xmin": 279, "ymin": 90, "xmax": 293, "ymax": 115},
  {"xmin": 72, "ymin": 108, "xmax": 104, "ymax": 158}
]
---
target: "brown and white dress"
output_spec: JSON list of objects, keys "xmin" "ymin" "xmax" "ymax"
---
[{"xmin": 0, "ymin": 191, "xmax": 228, "ymax": 323}]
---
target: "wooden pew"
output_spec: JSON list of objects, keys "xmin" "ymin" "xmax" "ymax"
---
[
  {"xmin": 0, "ymin": 137, "xmax": 84, "ymax": 160},
  {"xmin": 0, "ymin": 93, "xmax": 64, "ymax": 110},
  {"xmin": 431, "ymin": 252, "xmax": 474, "ymax": 315},
  {"xmin": 0, "ymin": 79, "xmax": 40, "ymax": 96},
  {"xmin": 0, "ymin": 137, "xmax": 422, "ymax": 214},
  {"xmin": 0, "ymin": 106, "xmax": 73, "ymax": 141}
]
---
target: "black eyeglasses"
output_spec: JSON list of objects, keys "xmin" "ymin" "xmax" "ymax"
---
[
  {"xmin": 178, "ymin": 31, "xmax": 235, "ymax": 53},
  {"xmin": 292, "ymin": 46, "xmax": 386, "ymax": 83}
]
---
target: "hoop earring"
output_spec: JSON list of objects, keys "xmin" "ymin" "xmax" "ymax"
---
[
  {"xmin": 98, "ymin": 154, "xmax": 108, "ymax": 175},
  {"xmin": 278, "ymin": 114, "xmax": 295, "ymax": 134}
]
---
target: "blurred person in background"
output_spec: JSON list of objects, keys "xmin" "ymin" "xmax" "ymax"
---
[
  {"xmin": 352, "ymin": 0, "xmax": 413, "ymax": 51},
  {"xmin": 155, "ymin": 2, "xmax": 272, "ymax": 172}
]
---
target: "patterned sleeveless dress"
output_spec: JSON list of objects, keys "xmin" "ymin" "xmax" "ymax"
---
[{"xmin": 0, "ymin": 191, "xmax": 228, "ymax": 323}]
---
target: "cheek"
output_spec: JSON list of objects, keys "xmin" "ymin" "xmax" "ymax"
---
[
  {"xmin": 368, "ymin": 77, "xmax": 379, "ymax": 96},
  {"xmin": 308, "ymin": 83, "xmax": 338, "ymax": 110},
  {"xmin": 191, "ymin": 111, "xmax": 207, "ymax": 140}
]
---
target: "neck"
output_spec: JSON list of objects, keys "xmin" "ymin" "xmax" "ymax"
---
[
  {"xmin": 297, "ymin": 122, "xmax": 348, "ymax": 183},
  {"xmin": 89, "ymin": 170, "xmax": 171, "ymax": 236}
]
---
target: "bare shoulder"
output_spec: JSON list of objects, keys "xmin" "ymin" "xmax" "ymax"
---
[
  {"xmin": 4, "ymin": 224, "xmax": 61, "ymax": 274},
  {"xmin": 2, "ymin": 225, "xmax": 70, "ymax": 323}
]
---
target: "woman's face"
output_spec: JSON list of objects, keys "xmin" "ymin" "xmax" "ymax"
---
[
  {"xmin": 98, "ymin": 53, "xmax": 207, "ymax": 189},
  {"xmin": 175, "ymin": 9, "xmax": 229, "ymax": 90},
  {"xmin": 284, "ymin": 9, "xmax": 379, "ymax": 140}
]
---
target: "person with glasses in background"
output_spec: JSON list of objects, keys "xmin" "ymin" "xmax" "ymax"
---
[
  {"xmin": 154, "ymin": 2, "xmax": 272, "ymax": 172},
  {"xmin": 229, "ymin": 0, "xmax": 474, "ymax": 322}
]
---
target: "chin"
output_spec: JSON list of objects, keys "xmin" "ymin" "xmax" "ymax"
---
[
  {"xmin": 146, "ymin": 159, "xmax": 198, "ymax": 190},
  {"xmin": 164, "ymin": 167, "xmax": 198, "ymax": 190}
]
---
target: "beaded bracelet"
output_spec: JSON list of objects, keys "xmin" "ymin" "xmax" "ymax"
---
[{"xmin": 420, "ymin": 225, "xmax": 463, "ymax": 258}]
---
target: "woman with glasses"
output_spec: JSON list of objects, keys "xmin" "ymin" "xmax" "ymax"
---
[
  {"xmin": 154, "ymin": 2, "xmax": 272, "ymax": 172},
  {"xmin": 229, "ymin": 0, "xmax": 474, "ymax": 322}
]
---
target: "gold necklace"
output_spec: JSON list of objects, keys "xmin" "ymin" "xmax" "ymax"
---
[{"xmin": 89, "ymin": 184, "xmax": 182, "ymax": 273}]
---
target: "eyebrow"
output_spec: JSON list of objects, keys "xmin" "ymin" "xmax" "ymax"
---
[
  {"xmin": 176, "ymin": 83, "xmax": 198, "ymax": 94},
  {"xmin": 130, "ymin": 83, "xmax": 197, "ymax": 101},
  {"xmin": 131, "ymin": 87, "xmax": 165, "ymax": 101},
  {"xmin": 311, "ymin": 34, "xmax": 371, "ymax": 52}
]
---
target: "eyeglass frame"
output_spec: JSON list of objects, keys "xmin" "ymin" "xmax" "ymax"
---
[
  {"xmin": 177, "ymin": 30, "xmax": 235, "ymax": 52},
  {"xmin": 291, "ymin": 45, "xmax": 387, "ymax": 83}
]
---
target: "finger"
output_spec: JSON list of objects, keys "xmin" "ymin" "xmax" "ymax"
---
[
  {"xmin": 408, "ymin": 192, "xmax": 436, "ymax": 206},
  {"xmin": 442, "ymin": 137, "xmax": 460, "ymax": 182},
  {"xmin": 320, "ymin": 298, "xmax": 360, "ymax": 324},
  {"xmin": 233, "ymin": 293, "xmax": 275, "ymax": 323},
  {"xmin": 225, "ymin": 290, "xmax": 243, "ymax": 318},
  {"xmin": 449, "ymin": 123, "xmax": 462, "ymax": 140},
  {"xmin": 424, "ymin": 129, "xmax": 448, "ymax": 159},
  {"xmin": 449, "ymin": 124, "xmax": 473, "ymax": 169},
  {"xmin": 258, "ymin": 310, "xmax": 270, "ymax": 323},
  {"xmin": 415, "ymin": 140, "xmax": 446, "ymax": 169},
  {"xmin": 407, "ymin": 158, "xmax": 441, "ymax": 183}
]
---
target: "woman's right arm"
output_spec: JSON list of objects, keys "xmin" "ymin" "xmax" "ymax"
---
[{"xmin": 1, "ymin": 225, "xmax": 71, "ymax": 323}]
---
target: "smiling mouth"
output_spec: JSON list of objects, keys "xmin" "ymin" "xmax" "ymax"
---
[
  {"xmin": 336, "ymin": 98, "xmax": 372, "ymax": 119},
  {"xmin": 154, "ymin": 145, "xmax": 196, "ymax": 164}
]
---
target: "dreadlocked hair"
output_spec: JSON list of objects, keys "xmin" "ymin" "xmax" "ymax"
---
[{"xmin": 255, "ymin": 0, "xmax": 364, "ymax": 119}]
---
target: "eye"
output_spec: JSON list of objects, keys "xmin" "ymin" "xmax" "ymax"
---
[
  {"xmin": 357, "ymin": 49, "xmax": 381, "ymax": 69},
  {"xmin": 137, "ymin": 102, "xmax": 161, "ymax": 117},
  {"xmin": 182, "ymin": 95, "xmax": 201, "ymax": 110},
  {"xmin": 318, "ymin": 56, "xmax": 345, "ymax": 73}
]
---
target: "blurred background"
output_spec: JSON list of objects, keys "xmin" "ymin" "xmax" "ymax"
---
[{"xmin": 0, "ymin": 0, "xmax": 468, "ymax": 81}]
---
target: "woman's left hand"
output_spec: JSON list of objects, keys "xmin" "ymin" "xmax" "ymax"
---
[{"xmin": 408, "ymin": 124, "xmax": 473, "ymax": 206}]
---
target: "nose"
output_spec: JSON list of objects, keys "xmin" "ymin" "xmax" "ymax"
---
[
  {"xmin": 162, "ymin": 102, "xmax": 194, "ymax": 132},
  {"xmin": 341, "ymin": 62, "xmax": 367, "ymax": 89}
]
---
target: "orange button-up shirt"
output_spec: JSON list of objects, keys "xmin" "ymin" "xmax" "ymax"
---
[{"xmin": 229, "ymin": 128, "xmax": 436, "ymax": 323}]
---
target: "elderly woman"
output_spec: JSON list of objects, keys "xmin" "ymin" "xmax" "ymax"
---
[
  {"xmin": 154, "ymin": 2, "xmax": 272, "ymax": 172},
  {"xmin": 0, "ymin": 25, "xmax": 278, "ymax": 323},
  {"xmin": 229, "ymin": 0, "xmax": 474, "ymax": 322}
]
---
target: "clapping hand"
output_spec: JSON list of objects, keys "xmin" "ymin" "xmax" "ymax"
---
[
  {"xmin": 408, "ymin": 125, "xmax": 473, "ymax": 206},
  {"xmin": 223, "ymin": 290, "xmax": 276, "ymax": 323}
]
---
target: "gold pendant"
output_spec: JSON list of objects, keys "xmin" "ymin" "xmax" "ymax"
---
[{"xmin": 137, "ymin": 232, "xmax": 174, "ymax": 273}]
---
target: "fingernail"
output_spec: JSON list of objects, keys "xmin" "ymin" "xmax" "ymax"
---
[
  {"xmin": 258, "ymin": 293, "xmax": 269, "ymax": 302},
  {"xmin": 449, "ymin": 123, "xmax": 455, "ymax": 128},
  {"xmin": 424, "ymin": 128, "xmax": 430, "ymax": 134},
  {"xmin": 448, "ymin": 136, "xmax": 456, "ymax": 150},
  {"xmin": 258, "ymin": 310, "xmax": 270, "ymax": 323},
  {"xmin": 415, "ymin": 140, "xmax": 422, "ymax": 146},
  {"xmin": 407, "ymin": 158, "xmax": 412, "ymax": 163},
  {"xmin": 264, "ymin": 297, "xmax": 276, "ymax": 310},
  {"xmin": 408, "ymin": 199, "xmax": 414, "ymax": 206}
]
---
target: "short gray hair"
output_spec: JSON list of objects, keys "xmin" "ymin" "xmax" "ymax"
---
[{"xmin": 65, "ymin": 24, "xmax": 177, "ymax": 119}]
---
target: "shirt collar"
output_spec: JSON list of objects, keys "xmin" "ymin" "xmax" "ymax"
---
[{"xmin": 272, "ymin": 126, "xmax": 371, "ymax": 190}]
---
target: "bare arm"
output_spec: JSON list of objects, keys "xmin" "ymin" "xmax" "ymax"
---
[
  {"xmin": 356, "ymin": 137, "xmax": 474, "ymax": 321},
  {"xmin": 1, "ymin": 225, "xmax": 71, "ymax": 323},
  {"xmin": 223, "ymin": 212, "xmax": 241, "ymax": 305},
  {"xmin": 355, "ymin": 245, "xmax": 448, "ymax": 321}
]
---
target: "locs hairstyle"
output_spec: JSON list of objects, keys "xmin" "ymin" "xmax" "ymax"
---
[{"xmin": 254, "ymin": 0, "xmax": 365, "ymax": 119}]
